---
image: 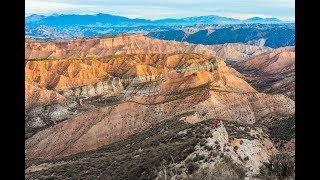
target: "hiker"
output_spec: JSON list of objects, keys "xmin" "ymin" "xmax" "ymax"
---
[{"xmin": 212, "ymin": 119, "xmax": 221, "ymax": 128}]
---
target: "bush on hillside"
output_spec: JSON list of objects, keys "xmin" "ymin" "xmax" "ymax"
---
[
  {"xmin": 186, "ymin": 161, "xmax": 200, "ymax": 174},
  {"xmin": 259, "ymin": 153, "xmax": 295, "ymax": 179}
]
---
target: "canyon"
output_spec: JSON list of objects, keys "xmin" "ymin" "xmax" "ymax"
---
[{"xmin": 25, "ymin": 34, "xmax": 295, "ymax": 179}]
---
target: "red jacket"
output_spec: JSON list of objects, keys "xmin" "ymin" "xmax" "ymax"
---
[{"xmin": 212, "ymin": 119, "xmax": 221, "ymax": 125}]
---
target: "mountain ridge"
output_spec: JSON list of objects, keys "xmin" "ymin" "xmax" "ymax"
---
[
  {"xmin": 25, "ymin": 14, "xmax": 294, "ymax": 47},
  {"xmin": 26, "ymin": 13, "xmax": 290, "ymax": 26}
]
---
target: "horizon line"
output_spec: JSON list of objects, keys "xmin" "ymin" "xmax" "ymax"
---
[{"xmin": 25, "ymin": 12, "xmax": 295, "ymax": 22}]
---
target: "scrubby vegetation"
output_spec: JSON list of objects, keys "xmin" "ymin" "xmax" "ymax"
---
[
  {"xmin": 186, "ymin": 161, "xmax": 200, "ymax": 174},
  {"xmin": 192, "ymin": 155, "xmax": 246, "ymax": 180},
  {"xmin": 164, "ymin": 83, "xmax": 211, "ymax": 102},
  {"xmin": 25, "ymin": 115, "xmax": 220, "ymax": 179},
  {"xmin": 224, "ymin": 120, "xmax": 256, "ymax": 140},
  {"xmin": 26, "ymin": 109, "xmax": 292, "ymax": 179},
  {"xmin": 267, "ymin": 116, "xmax": 295, "ymax": 142},
  {"xmin": 259, "ymin": 153, "xmax": 295, "ymax": 180},
  {"xmin": 93, "ymin": 95, "xmax": 123, "ymax": 106}
]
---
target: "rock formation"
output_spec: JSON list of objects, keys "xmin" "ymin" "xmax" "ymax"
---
[
  {"xmin": 25, "ymin": 34, "xmax": 271, "ymax": 62},
  {"xmin": 25, "ymin": 35, "xmax": 295, "ymax": 179},
  {"xmin": 230, "ymin": 46, "xmax": 295, "ymax": 98}
]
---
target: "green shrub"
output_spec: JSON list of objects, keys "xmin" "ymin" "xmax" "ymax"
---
[
  {"xmin": 240, "ymin": 140, "xmax": 244, "ymax": 145},
  {"xmin": 204, "ymin": 145, "xmax": 213, "ymax": 151},
  {"xmin": 244, "ymin": 156, "xmax": 249, "ymax": 161},
  {"xmin": 205, "ymin": 132, "xmax": 213, "ymax": 138},
  {"xmin": 193, "ymin": 154, "xmax": 205, "ymax": 162},
  {"xmin": 233, "ymin": 146, "xmax": 239, "ymax": 152},
  {"xmin": 215, "ymin": 144, "xmax": 221, "ymax": 150},
  {"xmin": 186, "ymin": 162, "xmax": 199, "ymax": 174},
  {"xmin": 199, "ymin": 139, "xmax": 207, "ymax": 146},
  {"xmin": 210, "ymin": 151, "xmax": 218, "ymax": 158}
]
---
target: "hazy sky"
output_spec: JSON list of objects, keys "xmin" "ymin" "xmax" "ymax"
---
[{"xmin": 25, "ymin": 0, "xmax": 295, "ymax": 20}]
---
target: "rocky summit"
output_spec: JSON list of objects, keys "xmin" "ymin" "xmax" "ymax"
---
[{"xmin": 25, "ymin": 34, "xmax": 295, "ymax": 179}]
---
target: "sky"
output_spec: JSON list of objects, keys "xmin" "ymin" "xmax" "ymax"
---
[{"xmin": 25, "ymin": 0, "xmax": 295, "ymax": 21}]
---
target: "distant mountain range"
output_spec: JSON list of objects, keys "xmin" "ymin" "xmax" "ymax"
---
[
  {"xmin": 245, "ymin": 17, "xmax": 282, "ymax": 23},
  {"xmin": 26, "ymin": 13, "xmax": 290, "ymax": 28},
  {"xmin": 25, "ymin": 13, "xmax": 294, "ymax": 48},
  {"xmin": 147, "ymin": 24, "xmax": 295, "ymax": 48},
  {"xmin": 26, "ymin": 13, "xmax": 152, "ymax": 28}
]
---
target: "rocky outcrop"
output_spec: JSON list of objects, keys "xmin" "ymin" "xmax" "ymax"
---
[
  {"xmin": 25, "ymin": 82, "xmax": 66, "ymax": 109},
  {"xmin": 230, "ymin": 46, "xmax": 295, "ymax": 98},
  {"xmin": 25, "ymin": 101, "xmax": 82, "ymax": 139},
  {"xmin": 25, "ymin": 53, "xmax": 251, "ymax": 106},
  {"xmin": 25, "ymin": 60, "xmax": 111, "ymax": 91},
  {"xmin": 157, "ymin": 121, "xmax": 278, "ymax": 179}
]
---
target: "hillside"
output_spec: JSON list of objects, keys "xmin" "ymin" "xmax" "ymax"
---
[
  {"xmin": 229, "ymin": 46, "xmax": 295, "ymax": 99},
  {"xmin": 25, "ymin": 35, "xmax": 295, "ymax": 179},
  {"xmin": 25, "ymin": 118, "xmax": 294, "ymax": 179}
]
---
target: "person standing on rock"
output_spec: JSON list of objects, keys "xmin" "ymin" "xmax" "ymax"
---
[{"xmin": 212, "ymin": 119, "xmax": 221, "ymax": 128}]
